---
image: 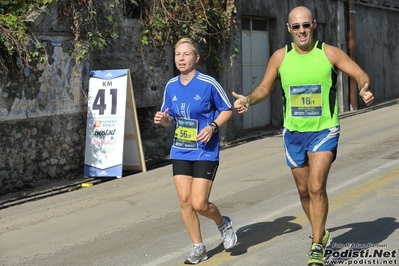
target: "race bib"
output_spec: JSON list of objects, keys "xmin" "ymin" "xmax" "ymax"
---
[
  {"xmin": 290, "ymin": 84, "xmax": 322, "ymax": 117},
  {"xmin": 174, "ymin": 117, "xmax": 198, "ymax": 149}
]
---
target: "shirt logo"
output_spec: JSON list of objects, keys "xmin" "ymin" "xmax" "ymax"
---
[
  {"xmin": 172, "ymin": 95, "xmax": 178, "ymax": 101},
  {"xmin": 194, "ymin": 94, "xmax": 201, "ymax": 100}
]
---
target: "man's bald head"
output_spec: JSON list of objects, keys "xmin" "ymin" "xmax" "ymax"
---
[{"xmin": 288, "ymin": 6, "xmax": 313, "ymax": 24}]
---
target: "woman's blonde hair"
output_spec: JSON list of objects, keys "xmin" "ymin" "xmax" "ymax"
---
[{"xmin": 174, "ymin": 38, "xmax": 199, "ymax": 56}]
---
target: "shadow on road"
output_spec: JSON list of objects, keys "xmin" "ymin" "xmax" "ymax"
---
[
  {"xmin": 206, "ymin": 216, "xmax": 302, "ymax": 259},
  {"xmin": 328, "ymin": 217, "xmax": 399, "ymax": 247},
  {"xmin": 325, "ymin": 217, "xmax": 399, "ymax": 265}
]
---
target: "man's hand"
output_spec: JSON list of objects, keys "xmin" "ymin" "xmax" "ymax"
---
[
  {"xmin": 232, "ymin": 91, "xmax": 249, "ymax": 114},
  {"xmin": 359, "ymin": 83, "xmax": 374, "ymax": 106}
]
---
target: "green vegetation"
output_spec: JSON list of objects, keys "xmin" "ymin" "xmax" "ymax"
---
[
  {"xmin": 141, "ymin": 0, "xmax": 237, "ymax": 73},
  {"xmin": 0, "ymin": 0, "xmax": 120, "ymax": 73},
  {"xmin": 0, "ymin": 0, "xmax": 236, "ymax": 75},
  {"xmin": 0, "ymin": 0, "xmax": 50, "ymax": 72}
]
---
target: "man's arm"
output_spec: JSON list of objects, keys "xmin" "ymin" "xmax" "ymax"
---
[
  {"xmin": 233, "ymin": 47, "xmax": 285, "ymax": 113},
  {"xmin": 324, "ymin": 44, "xmax": 374, "ymax": 105},
  {"xmin": 247, "ymin": 48, "xmax": 285, "ymax": 105}
]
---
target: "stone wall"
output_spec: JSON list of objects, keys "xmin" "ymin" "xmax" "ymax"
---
[
  {"xmin": 0, "ymin": 36, "xmax": 89, "ymax": 195},
  {"xmin": 0, "ymin": 114, "xmax": 86, "ymax": 194},
  {"xmin": 91, "ymin": 6, "xmax": 174, "ymax": 161},
  {"xmin": 0, "ymin": 1, "xmax": 90, "ymax": 195},
  {"xmin": 0, "ymin": 1, "xmax": 173, "ymax": 195}
]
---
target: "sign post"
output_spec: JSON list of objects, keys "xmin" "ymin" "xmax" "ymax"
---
[{"xmin": 84, "ymin": 69, "xmax": 146, "ymax": 178}]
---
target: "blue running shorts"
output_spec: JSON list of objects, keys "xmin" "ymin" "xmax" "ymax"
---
[{"xmin": 283, "ymin": 126, "xmax": 340, "ymax": 168}]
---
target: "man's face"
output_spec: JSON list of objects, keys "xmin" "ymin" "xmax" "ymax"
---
[{"xmin": 287, "ymin": 11, "xmax": 316, "ymax": 52}]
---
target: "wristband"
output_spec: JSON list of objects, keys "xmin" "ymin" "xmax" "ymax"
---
[{"xmin": 210, "ymin": 121, "xmax": 219, "ymax": 133}]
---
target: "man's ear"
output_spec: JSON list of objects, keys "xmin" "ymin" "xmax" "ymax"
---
[
  {"xmin": 286, "ymin": 23, "xmax": 291, "ymax": 33},
  {"xmin": 312, "ymin": 19, "xmax": 318, "ymax": 30}
]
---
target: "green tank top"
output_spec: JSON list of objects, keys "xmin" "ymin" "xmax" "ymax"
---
[{"xmin": 278, "ymin": 41, "xmax": 339, "ymax": 132}]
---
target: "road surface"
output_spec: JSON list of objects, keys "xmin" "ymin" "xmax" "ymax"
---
[{"xmin": 1, "ymin": 102, "xmax": 398, "ymax": 266}]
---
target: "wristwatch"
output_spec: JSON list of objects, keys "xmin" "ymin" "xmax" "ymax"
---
[{"xmin": 209, "ymin": 122, "xmax": 218, "ymax": 133}]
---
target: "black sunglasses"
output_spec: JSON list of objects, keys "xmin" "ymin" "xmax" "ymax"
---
[{"xmin": 289, "ymin": 22, "xmax": 312, "ymax": 30}]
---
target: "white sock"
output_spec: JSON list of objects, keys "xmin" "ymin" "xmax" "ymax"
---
[{"xmin": 217, "ymin": 217, "xmax": 227, "ymax": 231}]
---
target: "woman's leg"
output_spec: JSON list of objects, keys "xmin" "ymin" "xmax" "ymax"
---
[
  {"xmin": 174, "ymin": 174, "xmax": 203, "ymax": 244},
  {"xmin": 190, "ymin": 177, "xmax": 223, "ymax": 225}
]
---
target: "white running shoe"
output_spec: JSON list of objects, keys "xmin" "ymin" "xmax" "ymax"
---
[
  {"xmin": 184, "ymin": 244, "xmax": 208, "ymax": 264},
  {"xmin": 220, "ymin": 216, "xmax": 238, "ymax": 250}
]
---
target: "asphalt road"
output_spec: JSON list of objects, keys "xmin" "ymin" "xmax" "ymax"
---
[{"xmin": 1, "ymin": 102, "xmax": 398, "ymax": 266}]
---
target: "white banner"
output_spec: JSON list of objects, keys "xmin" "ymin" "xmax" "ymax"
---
[{"xmin": 84, "ymin": 70, "xmax": 128, "ymax": 177}]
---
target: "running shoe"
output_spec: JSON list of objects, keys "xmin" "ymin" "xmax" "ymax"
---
[
  {"xmin": 184, "ymin": 244, "xmax": 208, "ymax": 264},
  {"xmin": 310, "ymin": 229, "xmax": 332, "ymax": 248},
  {"xmin": 308, "ymin": 242, "xmax": 325, "ymax": 266},
  {"xmin": 322, "ymin": 229, "xmax": 332, "ymax": 247},
  {"xmin": 219, "ymin": 216, "xmax": 238, "ymax": 250}
]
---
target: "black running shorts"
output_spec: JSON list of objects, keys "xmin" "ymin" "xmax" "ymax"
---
[{"xmin": 172, "ymin": 160, "xmax": 219, "ymax": 181}]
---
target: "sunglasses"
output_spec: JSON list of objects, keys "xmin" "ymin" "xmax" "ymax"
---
[{"xmin": 289, "ymin": 22, "xmax": 312, "ymax": 30}]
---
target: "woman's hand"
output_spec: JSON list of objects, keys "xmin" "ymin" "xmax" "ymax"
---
[
  {"xmin": 154, "ymin": 108, "xmax": 171, "ymax": 126},
  {"xmin": 196, "ymin": 125, "xmax": 213, "ymax": 143}
]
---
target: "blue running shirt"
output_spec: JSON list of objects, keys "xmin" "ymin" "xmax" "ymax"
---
[{"xmin": 161, "ymin": 71, "xmax": 232, "ymax": 161}]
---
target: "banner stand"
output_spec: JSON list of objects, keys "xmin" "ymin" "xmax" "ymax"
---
[
  {"xmin": 122, "ymin": 71, "xmax": 147, "ymax": 173},
  {"xmin": 83, "ymin": 69, "xmax": 146, "ymax": 178}
]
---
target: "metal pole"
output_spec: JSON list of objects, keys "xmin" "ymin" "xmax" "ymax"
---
[{"xmin": 348, "ymin": 0, "xmax": 358, "ymax": 110}]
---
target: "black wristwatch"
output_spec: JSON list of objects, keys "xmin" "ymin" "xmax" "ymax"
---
[{"xmin": 209, "ymin": 122, "xmax": 218, "ymax": 133}]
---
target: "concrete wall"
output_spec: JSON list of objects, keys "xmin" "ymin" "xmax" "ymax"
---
[
  {"xmin": 354, "ymin": 0, "xmax": 399, "ymax": 107},
  {"xmin": 0, "ymin": 0, "xmax": 398, "ymax": 195}
]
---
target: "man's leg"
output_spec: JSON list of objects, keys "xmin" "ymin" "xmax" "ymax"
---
[
  {"xmin": 292, "ymin": 163, "xmax": 311, "ymax": 225},
  {"xmin": 307, "ymin": 151, "xmax": 334, "ymax": 244}
]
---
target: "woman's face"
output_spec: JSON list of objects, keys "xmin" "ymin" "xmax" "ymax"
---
[{"xmin": 174, "ymin": 43, "xmax": 199, "ymax": 75}]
